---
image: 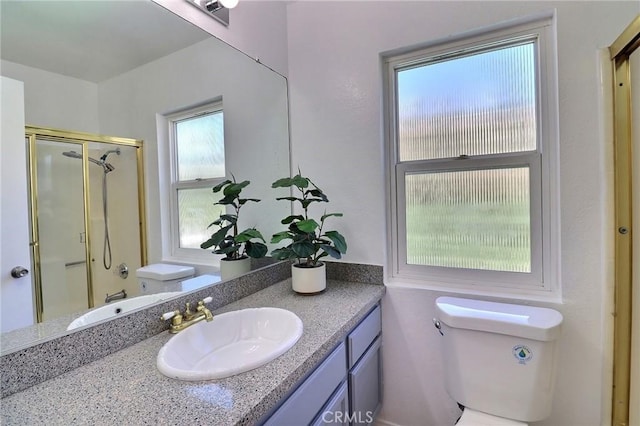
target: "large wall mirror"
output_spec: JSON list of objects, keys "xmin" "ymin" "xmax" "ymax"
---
[{"xmin": 0, "ymin": 0, "xmax": 290, "ymax": 352}]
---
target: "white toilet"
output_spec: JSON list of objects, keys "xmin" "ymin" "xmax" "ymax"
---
[
  {"xmin": 434, "ymin": 296, "xmax": 563, "ymax": 425},
  {"xmin": 136, "ymin": 263, "xmax": 195, "ymax": 294}
]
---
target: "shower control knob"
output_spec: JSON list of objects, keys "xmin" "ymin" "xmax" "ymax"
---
[{"xmin": 10, "ymin": 266, "xmax": 29, "ymax": 279}]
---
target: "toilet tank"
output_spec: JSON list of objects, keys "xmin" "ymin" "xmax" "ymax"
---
[
  {"xmin": 136, "ymin": 263, "xmax": 195, "ymax": 294},
  {"xmin": 435, "ymin": 296, "xmax": 563, "ymax": 422}
]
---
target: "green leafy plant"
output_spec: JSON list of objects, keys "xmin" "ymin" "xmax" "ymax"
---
[
  {"xmin": 270, "ymin": 172, "xmax": 347, "ymax": 267},
  {"xmin": 200, "ymin": 177, "xmax": 268, "ymax": 260}
]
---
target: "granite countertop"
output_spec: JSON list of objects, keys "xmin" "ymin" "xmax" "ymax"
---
[
  {"xmin": 1, "ymin": 276, "xmax": 219, "ymax": 355},
  {"xmin": 1, "ymin": 279, "xmax": 385, "ymax": 425}
]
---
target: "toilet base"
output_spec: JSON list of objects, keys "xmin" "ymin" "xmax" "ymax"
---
[{"xmin": 456, "ymin": 408, "xmax": 527, "ymax": 426}]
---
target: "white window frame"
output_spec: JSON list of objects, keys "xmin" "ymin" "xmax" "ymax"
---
[
  {"xmin": 384, "ymin": 13, "xmax": 560, "ymax": 299},
  {"xmin": 167, "ymin": 101, "xmax": 226, "ymax": 262}
]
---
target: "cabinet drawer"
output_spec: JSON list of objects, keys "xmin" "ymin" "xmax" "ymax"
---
[
  {"xmin": 265, "ymin": 342, "xmax": 347, "ymax": 426},
  {"xmin": 348, "ymin": 336, "xmax": 381, "ymax": 424},
  {"xmin": 312, "ymin": 381, "xmax": 349, "ymax": 426},
  {"xmin": 347, "ymin": 305, "xmax": 381, "ymax": 368}
]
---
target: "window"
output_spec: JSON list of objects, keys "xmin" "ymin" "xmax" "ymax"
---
[
  {"xmin": 168, "ymin": 102, "xmax": 226, "ymax": 257},
  {"xmin": 385, "ymin": 15, "xmax": 559, "ymax": 294}
]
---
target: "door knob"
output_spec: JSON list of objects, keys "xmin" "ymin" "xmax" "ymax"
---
[{"xmin": 10, "ymin": 266, "xmax": 29, "ymax": 278}]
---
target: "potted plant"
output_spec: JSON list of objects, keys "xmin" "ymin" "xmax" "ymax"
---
[
  {"xmin": 200, "ymin": 177, "xmax": 268, "ymax": 280},
  {"xmin": 271, "ymin": 172, "xmax": 347, "ymax": 293}
]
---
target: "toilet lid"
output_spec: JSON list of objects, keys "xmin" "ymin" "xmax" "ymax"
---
[
  {"xmin": 136, "ymin": 263, "xmax": 195, "ymax": 280},
  {"xmin": 457, "ymin": 409, "xmax": 527, "ymax": 426}
]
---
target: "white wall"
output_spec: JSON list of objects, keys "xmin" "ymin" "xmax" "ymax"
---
[
  {"xmin": 0, "ymin": 60, "xmax": 99, "ymax": 132},
  {"xmin": 286, "ymin": 2, "xmax": 638, "ymax": 425}
]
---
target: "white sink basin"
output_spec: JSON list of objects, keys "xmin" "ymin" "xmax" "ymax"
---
[
  {"xmin": 67, "ymin": 292, "xmax": 181, "ymax": 330},
  {"xmin": 156, "ymin": 307, "xmax": 303, "ymax": 381}
]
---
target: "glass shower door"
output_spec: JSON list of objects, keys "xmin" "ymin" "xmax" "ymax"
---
[
  {"xmin": 26, "ymin": 127, "xmax": 146, "ymax": 328},
  {"xmin": 85, "ymin": 142, "xmax": 142, "ymax": 308},
  {"xmin": 34, "ymin": 138, "xmax": 90, "ymax": 321}
]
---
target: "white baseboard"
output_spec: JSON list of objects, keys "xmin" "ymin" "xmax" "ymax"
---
[{"xmin": 374, "ymin": 418, "xmax": 404, "ymax": 426}]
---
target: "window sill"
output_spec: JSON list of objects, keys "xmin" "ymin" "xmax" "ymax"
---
[{"xmin": 384, "ymin": 276, "xmax": 563, "ymax": 305}]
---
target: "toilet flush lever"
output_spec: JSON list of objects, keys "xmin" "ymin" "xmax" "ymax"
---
[{"xmin": 433, "ymin": 318, "xmax": 443, "ymax": 336}]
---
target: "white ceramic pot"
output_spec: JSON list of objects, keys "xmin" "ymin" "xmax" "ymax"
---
[
  {"xmin": 220, "ymin": 257, "xmax": 251, "ymax": 280},
  {"xmin": 291, "ymin": 262, "xmax": 326, "ymax": 294}
]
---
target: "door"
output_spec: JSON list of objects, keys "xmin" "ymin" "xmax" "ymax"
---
[{"xmin": 1, "ymin": 76, "xmax": 34, "ymax": 332}]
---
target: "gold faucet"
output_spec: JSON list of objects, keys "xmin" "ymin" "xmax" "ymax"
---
[{"xmin": 161, "ymin": 296, "xmax": 214, "ymax": 333}]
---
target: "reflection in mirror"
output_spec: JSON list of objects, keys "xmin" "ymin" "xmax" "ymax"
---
[
  {"xmin": 24, "ymin": 128, "xmax": 146, "ymax": 330},
  {"xmin": 66, "ymin": 291, "xmax": 182, "ymax": 331},
  {"xmin": 0, "ymin": 0, "xmax": 290, "ymax": 353},
  {"xmin": 36, "ymin": 139, "xmax": 87, "ymax": 321}
]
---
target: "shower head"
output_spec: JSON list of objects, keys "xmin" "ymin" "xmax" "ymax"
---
[
  {"xmin": 62, "ymin": 150, "xmax": 83, "ymax": 159},
  {"xmin": 61, "ymin": 150, "xmax": 115, "ymax": 173}
]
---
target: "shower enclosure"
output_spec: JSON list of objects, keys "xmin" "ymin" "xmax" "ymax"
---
[{"xmin": 26, "ymin": 127, "xmax": 147, "ymax": 323}]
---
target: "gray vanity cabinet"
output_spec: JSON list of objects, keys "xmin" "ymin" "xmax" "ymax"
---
[
  {"xmin": 264, "ymin": 343, "xmax": 348, "ymax": 426},
  {"xmin": 263, "ymin": 304, "xmax": 382, "ymax": 426},
  {"xmin": 312, "ymin": 381, "xmax": 349, "ymax": 426}
]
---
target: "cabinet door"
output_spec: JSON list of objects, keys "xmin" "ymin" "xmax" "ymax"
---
[
  {"xmin": 348, "ymin": 305, "xmax": 381, "ymax": 368},
  {"xmin": 348, "ymin": 337, "xmax": 381, "ymax": 425},
  {"xmin": 312, "ymin": 381, "xmax": 349, "ymax": 426},
  {"xmin": 264, "ymin": 343, "xmax": 347, "ymax": 426}
]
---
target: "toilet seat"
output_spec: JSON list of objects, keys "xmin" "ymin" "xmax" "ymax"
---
[{"xmin": 457, "ymin": 408, "xmax": 528, "ymax": 426}]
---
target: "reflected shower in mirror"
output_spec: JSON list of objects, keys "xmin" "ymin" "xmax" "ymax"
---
[
  {"xmin": 62, "ymin": 148, "xmax": 119, "ymax": 270},
  {"xmin": 0, "ymin": 0, "xmax": 290, "ymax": 352},
  {"xmin": 18, "ymin": 130, "xmax": 146, "ymax": 335}
]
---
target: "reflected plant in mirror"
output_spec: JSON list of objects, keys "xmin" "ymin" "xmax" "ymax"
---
[
  {"xmin": 201, "ymin": 178, "xmax": 268, "ymax": 280},
  {"xmin": 201, "ymin": 177, "xmax": 268, "ymax": 259}
]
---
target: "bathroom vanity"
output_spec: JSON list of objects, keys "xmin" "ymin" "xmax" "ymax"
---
[
  {"xmin": 263, "ymin": 304, "xmax": 381, "ymax": 425},
  {"xmin": 0, "ymin": 276, "xmax": 384, "ymax": 425}
]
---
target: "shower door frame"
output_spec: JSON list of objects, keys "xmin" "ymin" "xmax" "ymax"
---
[
  {"xmin": 26, "ymin": 126, "xmax": 148, "ymax": 323},
  {"xmin": 610, "ymin": 15, "xmax": 640, "ymax": 426}
]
